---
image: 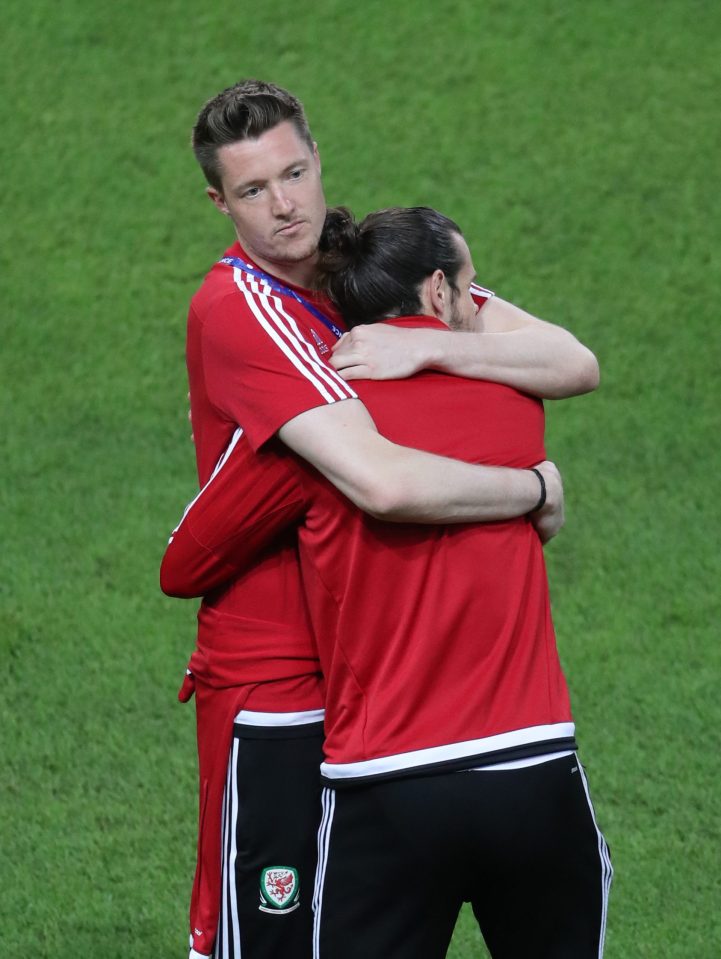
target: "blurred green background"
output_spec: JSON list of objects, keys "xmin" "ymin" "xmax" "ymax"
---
[{"xmin": 2, "ymin": 0, "xmax": 720, "ymax": 955}]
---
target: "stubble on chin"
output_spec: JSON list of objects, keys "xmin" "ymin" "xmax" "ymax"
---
[
  {"xmin": 270, "ymin": 230, "xmax": 320, "ymax": 265},
  {"xmin": 289, "ymin": 238, "xmax": 320, "ymax": 263}
]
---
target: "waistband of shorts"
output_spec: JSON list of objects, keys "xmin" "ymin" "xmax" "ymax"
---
[
  {"xmin": 234, "ymin": 708, "xmax": 325, "ymax": 726},
  {"xmin": 233, "ymin": 707, "xmax": 325, "ymax": 740},
  {"xmin": 321, "ymin": 722, "xmax": 576, "ymax": 787},
  {"xmin": 468, "ymin": 749, "xmax": 574, "ymax": 771}
]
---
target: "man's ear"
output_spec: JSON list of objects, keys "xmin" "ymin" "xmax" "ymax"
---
[
  {"xmin": 206, "ymin": 186, "xmax": 229, "ymax": 216},
  {"xmin": 312, "ymin": 141, "xmax": 321, "ymax": 174},
  {"xmin": 426, "ymin": 269, "xmax": 447, "ymax": 319}
]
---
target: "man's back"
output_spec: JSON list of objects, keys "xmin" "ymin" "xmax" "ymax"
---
[{"xmin": 294, "ymin": 317, "xmax": 575, "ymax": 784}]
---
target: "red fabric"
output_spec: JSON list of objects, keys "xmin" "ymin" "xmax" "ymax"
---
[
  {"xmin": 300, "ymin": 319, "xmax": 571, "ymax": 772},
  {"xmin": 164, "ymin": 316, "xmax": 573, "ymax": 781},
  {"xmin": 187, "ymin": 242, "xmax": 354, "ymax": 466}
]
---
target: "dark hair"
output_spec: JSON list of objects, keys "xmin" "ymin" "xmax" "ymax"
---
[
  {"xmin": 192, "ymin": 79, "xmax": 314, "ymax": 191},
  {"xmin": 317, "ymin": 206, "xmax": 465, "ymax": 327}
]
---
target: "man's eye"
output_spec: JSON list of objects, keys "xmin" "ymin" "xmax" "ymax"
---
[
  {"xmin": 288, "ymin": 169, "xmax": 303, "ymax": 180},
  {"xmin": 243, "ymin": 187, "xmax": 261, "ymax": 198}
]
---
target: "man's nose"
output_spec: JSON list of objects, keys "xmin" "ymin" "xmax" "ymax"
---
[{"xmin": 270, "ymin": 186, "xmax": 294, "ymax": 217}]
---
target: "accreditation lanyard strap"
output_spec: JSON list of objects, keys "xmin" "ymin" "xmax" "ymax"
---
[{"xmin": 221, "ymin": 256, "xmax": 343, "ymax": 340}]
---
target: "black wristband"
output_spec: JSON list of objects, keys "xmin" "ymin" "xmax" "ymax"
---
[{"xmin": 529, "ymin": 468, "xmax": 546, "ymax": 512}]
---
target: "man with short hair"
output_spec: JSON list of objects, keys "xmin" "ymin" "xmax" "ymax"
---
[
  {"xmin": 170, "ymin": 79, "xmax": 599, "ymax": 959},
  {"xmin": 163, "ymin": 205, "xmax": 611, "ymax": 958}
]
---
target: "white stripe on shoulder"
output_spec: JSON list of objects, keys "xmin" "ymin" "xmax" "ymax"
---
[
  {"xmin": 262, "ymin": 282, "xmax": 355, "ymax": 398},
  {"xmin": 234, "ymin": 268, "xmax": 356, "ymax": 402}
]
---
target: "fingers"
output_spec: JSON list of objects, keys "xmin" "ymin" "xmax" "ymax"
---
[
  {"xmin": 329, "ymin": 342, "xmax": 360, "ymax": 372},
  {"xmin": 329, "ymin": 354, "xmax": 364, "ymax": 375},
  {"xmin": 335, "ymin": 365, "xmax": 369, "ymax": 381},
  {"xmin": 328, "ymin": 350, "xmax": 358, "ymax": 370},
  {"xmin": 327, "ymin": 357, "xmax": 369, "ymax": 379}
]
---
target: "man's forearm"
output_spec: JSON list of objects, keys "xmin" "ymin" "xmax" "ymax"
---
[
  {"xmin": 278, "ymin": 400, "xmax": 559, "ymax": 526},
  {"xmin": 457, "ymin": 295, "xmax": 598, "ymax": 397},
  {"xmin": 308, "ymin": 429, "xmax": 543, "ymax": 523},
  {"xmin": 329, "ymin": 296, "xmax": 600, "ymax": 398},
  {"xmin": 426, "ymin": 323, "xmax": 599, "ymax": 398}
]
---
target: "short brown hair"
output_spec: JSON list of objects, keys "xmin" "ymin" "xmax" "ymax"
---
[{"xmin": 191, "ymin": 79, "xmax": 314, "ymax": 191}]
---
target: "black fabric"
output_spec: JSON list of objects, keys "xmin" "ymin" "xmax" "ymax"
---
[
  {"xmin": 316, "ymin": 755, "xmax": 612, "ymax": 959},
  {"xmin": 233, "ymin": 719, "xmax": 326, "ymax": 741},
  {"xmin": 214, "ymin": 722, "xmax": 324, "ymax": 959}
]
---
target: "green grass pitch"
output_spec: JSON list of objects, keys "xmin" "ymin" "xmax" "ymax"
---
[{"xmin": 2, "ymin": 0, "xmax": 720, "ymax": 955}]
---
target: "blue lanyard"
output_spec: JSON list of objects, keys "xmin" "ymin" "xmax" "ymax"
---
[{"xmin": 221, "ymin": 256, "xmax": 343, "ymax": 340}]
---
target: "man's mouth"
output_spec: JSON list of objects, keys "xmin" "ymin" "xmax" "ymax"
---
[{"xmin": 275, "ymin": 220, "xmax": 306, "ymax": 236}]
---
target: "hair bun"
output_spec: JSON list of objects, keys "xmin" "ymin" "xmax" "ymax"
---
[{"xmin": 317, "ymin": 206, "xmax": 361, "ymax": 274}]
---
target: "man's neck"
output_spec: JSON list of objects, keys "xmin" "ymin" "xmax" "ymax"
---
[{"xmin": 240, "ymin": 246, "xmax": 319, "ymax": 291}]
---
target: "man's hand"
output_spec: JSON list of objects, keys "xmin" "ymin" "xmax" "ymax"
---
[
  {"xmin": 530, "ymin": 460, "xmax": 565, "ymax": 544},
  {"xmin": 330, "ymin": 300, "xmax": 600, "ymax": 398},
  {"xmin": 330, "ymin": 325, "xmax": 439, "ymax": 381}
]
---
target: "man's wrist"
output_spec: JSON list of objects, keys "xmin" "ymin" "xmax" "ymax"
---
[
  {"xmin": 426, "ymin": 329, "xmax": 459, "ymax": 372},
  {"xmin": 529, "ymin": 468, "xmax": 547, "ymax": 512}
]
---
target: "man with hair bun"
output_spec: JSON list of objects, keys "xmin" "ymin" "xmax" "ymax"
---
[{"xmin": 165, "ymin": 78, "xmax": 600, "ymax": 959}]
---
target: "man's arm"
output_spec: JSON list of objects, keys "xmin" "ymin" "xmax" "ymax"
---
[
  {"xmin": 198, "ymin": 282, "xmax": 563, "ymax": 538},
  {"xmin": 160, "ymin": 434, "xmax": 306, "ymax": 598},
  {"xmin": 278, "ymin": 398, "xmax": 563, "ymax": 536},
  {"xmin": 162, "ymin": 410, "xmax": 563, "ymax": 602},
  {"xmin": 329, "ymin": 297, "xmax": 599, "ymax": 398}
]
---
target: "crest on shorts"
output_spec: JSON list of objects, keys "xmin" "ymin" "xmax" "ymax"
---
[{"xmin": 259, "ymin": 866, "xmax": 300, "ymax": 913}]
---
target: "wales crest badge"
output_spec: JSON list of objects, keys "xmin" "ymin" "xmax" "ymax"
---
[{"xmin": 259, "ymin": 866, "xmax": 300, "ymax": 913}]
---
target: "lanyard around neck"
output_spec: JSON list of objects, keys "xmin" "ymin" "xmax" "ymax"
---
[{"xmin": 221, "ymin": 256, "xmax": 343, "ymax": 339}]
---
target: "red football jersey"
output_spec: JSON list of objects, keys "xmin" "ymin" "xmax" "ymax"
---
[
  {"xmin": 182, "ymin": 242, "xmax": 356, "ymax": 695},
  {"xmin": 163, "ymin": 315, "xmax": 574, "ymax": 786},
  {"xmin": 187, "ymin": 241, "xmax": 356, "ymax": 471}
]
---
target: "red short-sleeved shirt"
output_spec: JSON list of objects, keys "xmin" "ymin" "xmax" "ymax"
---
[
  {"xmin": 163, "ymin": 316, "xmax": 575, "ymax": 785},
  {"xmin": 180, "ymin": 243, "xmax": 354, "ymax": 699},
  {"xmin": 187, "ymin": 242, "xmax": 356, "ymax": 472}
]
